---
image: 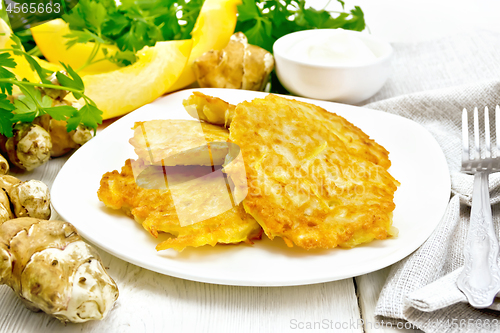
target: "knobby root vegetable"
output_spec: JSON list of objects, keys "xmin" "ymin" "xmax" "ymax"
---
[
  {"xmin": 0, "ymin": 84, "xmax": 93, "ymax": 170},
  {"xmin": 0, "ymin": 154, "xmax": 8, "ymax": 175},
  {"xmin": 0, "ymin": 217, "xmax": 119, "ymax": 323},
  {"xmin": 34, "ymin": 112, "xmax": 92, "ymax": 157},
  {"xmin": 0, "ymin": 174, "xmax": 21, "ymax": 193},
  {"xmin": 0, "ymin": 123, "xmax": 52, "ymax": 171},
  {"xmin": 0, "ymin": 175, "xmax": 50, "ymax": 222},
  {"xmin": 9, "ymin": 180, "xmax": 51, "ymax": 219},
  {"xmin": 0, "ymin": 189, "xmax": 14, "ymax": 222},
  {"xmin": 193, "ymin": 32, "xmax": 274, "ymax": 91}
]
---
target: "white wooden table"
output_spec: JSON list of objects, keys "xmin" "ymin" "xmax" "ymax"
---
[
  {"xmin": 1, "ymin": 1, "xmax": 498, "ymax": 332},
  {"xmin": 0, "ymin": 155, "xmax": 418, "ymax": 333},
  {"xmin": 0, "ymin": 156, "xmax": 404, "ymax": 333}
]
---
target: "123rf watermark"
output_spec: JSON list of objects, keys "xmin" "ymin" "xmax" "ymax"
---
[{"xmin": 289, "ymin": 318, "xmax": 500, "ymax": 330}]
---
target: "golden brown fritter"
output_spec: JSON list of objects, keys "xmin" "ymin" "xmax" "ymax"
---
[
  {"xmin": 97, "ymin": 159, "xmax": 262, "ymax": 251},
  {"xmin": 183, "ymin": 91, "xmax": 235, "ymax": 128},
  {"xmin": 183, "ymin": 93, "xmax": 390, "ymax": 168},
  {"xmin": 229, "ymin": 95, "xmax": 399, "ymax": 250},
  {"xmin": 129, "ymin": 119, "xmax": 229, "ymax": 166}
]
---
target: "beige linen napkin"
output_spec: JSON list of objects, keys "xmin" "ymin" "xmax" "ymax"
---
[{"xmin": 359, "ymin": 29, "xmax": 500, "ymax": 333}]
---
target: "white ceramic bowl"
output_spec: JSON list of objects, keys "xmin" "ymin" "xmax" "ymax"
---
[{"xmin": 273, "ymin": 29, "xmax": 393, "ymax": 104}]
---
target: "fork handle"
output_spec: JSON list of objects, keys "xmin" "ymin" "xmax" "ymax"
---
[{"xmin": 457, "ymin": 172, "xmax": 500, "ymax": 308}]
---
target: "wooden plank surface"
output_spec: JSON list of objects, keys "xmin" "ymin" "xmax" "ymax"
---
[
  {"xmin": 0, "ymin": 155, "xmax": 364, "ymax": 333},
  {"xmin": 356, "ymin": 269, "xmax": 423, "ymax": 333},
  {"xmin": 1, "ymin": 256, "xmax": 363, "ymax": 333}
]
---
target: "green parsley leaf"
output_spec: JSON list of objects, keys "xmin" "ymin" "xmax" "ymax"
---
[
  {"xmin": 60, "ymin": 0, "xmax": 204, "ymax": 67},
  {"xmin": 11, "ymin": 111, "xmax": 37, "ymax": 123},
  {"xmin": 40, "ymin": 95, "xmax": 53, "ymax": 108},
  {"xmin": 0, "ymin": 94, "xmax": 15, "ymax": 110},
  {"xmin": 14, "ymin": 96, "xmax": 36, "ymax": 114},
  {"xmin": 236, "ymin": 0, "xmax": 366, "ymax": 53},
  {"xmin": 342, "ymin": 6, "xmax": 366, "ymax": 31},
  {"xmin": 15, "ymin": 84, "xmax": 51, "ymax": 118},
  {"xmin": 109, "ymin": 50, "xmax": 137, "ymax": 66},
  {"xmin": 63, "ymin": 6, "xmax": 88, "ymax": 31},
  {"xmin": 61, "ymin": 64, "xmax": 84, "ymax": 91},
  {"xmin": 155, "ymin": 5, "xmax": 181, "ymax": 41},
  {"xmin": 0, "ymin": 108, "xmax": 13, "ymax": 137},
  {"xmin": 102, "ymin": 13, "xmax": 130, "ymax": 36},
  {"xmin": 64, "ymin": 30, "xmax": 109, "ymax": 49},
  {"xmin": 8, "ymin": 34, "xmax": 23, "ymax": 51},
  {"xmin": 22, "ymin": 54, "xmax": 53, "ymax": 84},
  {"xmin": 235, "ymin": 0, "xmax": 260, "ymax": 22},
  {"xmin": 263, "ymin": 0, "xmax": 293, "ymax": 29},
  {"xmin": 174, "ymin": 0, "xmax": 204, "ymax": 40},
  {"xmin": 116, "ymin": 26, "xmax": 145, "ymax": 52},
  {"xmin": 18, "ymin": 80, "xmax": 41, "ymax": 100},
  {"xmin": 302, "ymin": 8, "xmax": 334, "ymax": 28},
  {"xmin": 80, "ymin": 0, "xmax": 108, "ymax": 34},
  {"xmin": 7, "ymin": 38, "xmax": 52, "ymax": 83},
  {"xmin": 11, "ymin": 29, "xmax": 39, "ymax": 56},
  {"xmin": 244, "ymin": 18, "xmax": 274, "ymax": 52},
  {"xmin": 56, "ymin": 64, "xmax": 85, "ymax": 99},
  {"xmin": 0, "ymin": 45, "xmax": 103, "ymax": 137},
  {"xmin": 44, "ymin": 105, "xmax": 76, "ymax": 121},
  {"xmin": 0, "ymin": 53, "xmax": 16, "ymax": 68},
  {"xmin": 0, "ymin": 67, "xmax": 16, "ymax": 95},
  {"xmin": 66, "ymin": 103, "xmax": 103, "ymax": 132}
]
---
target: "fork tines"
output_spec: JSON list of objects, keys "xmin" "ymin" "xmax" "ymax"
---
[{"xmin": 461, "ymin": 105, "xmax": 500, "ymax": 173}]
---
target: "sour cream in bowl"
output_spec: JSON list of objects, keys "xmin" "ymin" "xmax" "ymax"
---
[{"xmin": 273, "ymin": 29, "xmax": 393, "ymax": 104}]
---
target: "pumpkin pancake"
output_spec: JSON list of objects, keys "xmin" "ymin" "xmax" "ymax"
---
[
  {"xmin": 228, "ymin": 94, "xmax": 399, "ymax": 250},
  {"xmin": 183, "ymin": 92, "xmax": 390, "ymax": 168},
  {"xmin": 129, "ymin": 119, "xmax": 229, "ymax": 166},
  {"xmin": 98, "ymin": 159, "xmax": 262, "ymax": 251}
]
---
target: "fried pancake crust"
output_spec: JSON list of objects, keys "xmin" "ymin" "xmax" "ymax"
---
[
  {"xmin": 129, "ymin": 119, "xmax": 229, "ymax": 166},
  {"xmin": 183, "ymin": 92, "xmax": 390, "ymax": 168},
  {"xmin": 97, "ymin": 159, "xmax": 262, "ymax": 251},
  {"xmin": 229, "ymin": 95, "xmax": 399, "ymax": 250},
  {"xmin": 183, "ymin": 91, "xmax": 235, "ymax": 128}
]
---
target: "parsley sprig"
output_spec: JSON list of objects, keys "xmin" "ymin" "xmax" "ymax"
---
[
  {"xmin": 61, "ymin": 0, "xmax": 204, "ymax": 69},
  {"xmin": 57, "ymin": 0, "xmax": 365, "ymax": 71},
  {"xmin": 0, "ymin": 36, "xmax": 102, "ymax": 137},
  {"xmin": 236, "ymin": 0, "xmax": 366, "ymax": 52}
]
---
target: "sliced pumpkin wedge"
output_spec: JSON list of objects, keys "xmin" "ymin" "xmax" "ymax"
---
[
  {"xmin": 31, "ymin": 19, "xmax": 120, "ymax": 74},
  {"xmin": 166, "ymin": 0, "xmax": 240, "ymax": 92},
  {"xmin": 82, "ymin": 40, "xmax": 192, "ymax": 119},
  {"xmin": 32, "ymin": 0, "xmax": 239, "ymax": 90},
  {"xmin": 0, "ymin": 19, "xmax": 39, "ymax": 84}
]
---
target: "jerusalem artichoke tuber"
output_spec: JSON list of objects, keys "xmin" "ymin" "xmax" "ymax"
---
[
  {"xmin": 0, "ymin": 123, "xmax": 52, "ymax": 171},
  {"xmin": 34, "ymin": 112, "xmax": 92, "ymax": 158},
  {"xmin": 0, "ymin": 217, "xmax": 119, "ymax": 323},
  {"xmin": 0, "ymin": 175, "xmax": 50, "ymax": 220},
  {"xmin": 0, "ymin": 154, "xmax": 8, "ymax": 175},
  {"xmin": 193, "ymin": 32, "xmax": 274, "ymax": 91},
  {"xmin": 0, "ymin": 83, "xmax": 93, "ymax": 170},
  {"xmin": 0, "ymin": 189, "xmax": 14, "ymax": 223},
  {"xmin": 0, "ymin": 203, "xmax": 11, "ymax": 223},
  {"xmin": 9, "ymin": 180, "xmax": 51, "ymax": 220},
  {"xmin": 0, "ymin": 174, "xmax": 21, "ymax": 192}
]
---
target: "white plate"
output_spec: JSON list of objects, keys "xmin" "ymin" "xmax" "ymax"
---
[{"xmin": 52, "ymin": 88, "xmax": 450, "ymax": 287}]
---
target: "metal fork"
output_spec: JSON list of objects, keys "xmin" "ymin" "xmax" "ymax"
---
[{"xmin": 457, "ymin": 106, "xmax": 500, "ymax": 308}]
